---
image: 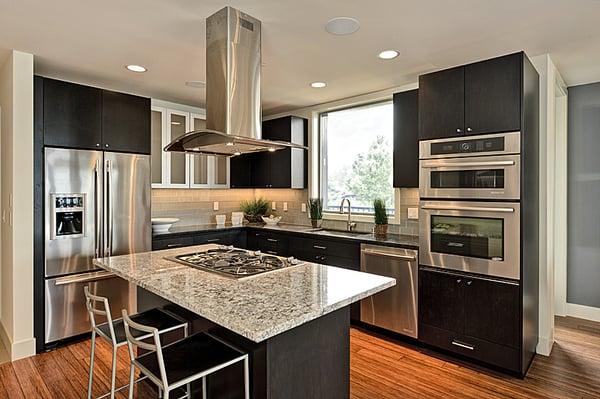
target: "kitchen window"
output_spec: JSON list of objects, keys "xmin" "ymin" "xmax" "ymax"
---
[{"xmin": 319, "ymin": 101, "xmax": 395, "ymax": 216}]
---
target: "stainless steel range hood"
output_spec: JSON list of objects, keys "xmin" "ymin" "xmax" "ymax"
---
[{"xmin": 165, "ymin": 7, "xmax": 306, "ymax": 157}]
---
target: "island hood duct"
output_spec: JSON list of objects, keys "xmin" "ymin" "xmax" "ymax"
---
[{"xmin": 164, "ymin": 6, "xmax": 306, "ymax": 157}]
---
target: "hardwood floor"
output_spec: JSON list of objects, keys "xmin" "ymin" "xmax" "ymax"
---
[{"xmin": 0, "ymin": 316, "xmax": 598, "ymax": 398}]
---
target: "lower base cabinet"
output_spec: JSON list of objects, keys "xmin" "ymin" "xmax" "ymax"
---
[{"xmin": 418, "ymin": 267, "xmax": 522, "ymax": 373}]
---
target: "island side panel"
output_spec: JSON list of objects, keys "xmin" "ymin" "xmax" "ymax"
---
[{"xmin": 266, "ymin": 306, "xmax": 350, "ymax": 399}]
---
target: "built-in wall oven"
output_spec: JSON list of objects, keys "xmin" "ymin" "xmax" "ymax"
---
[
  {"xmin": 419, "ymin": 201, "xmax": 520, "ymax": 280},
  {"xmin": 419, "ymin": 132, "xmax": 521, "ymax": 280},
  {"xmin": 419, "ymin": 132, "xmax": 520, "ymax": 200}
]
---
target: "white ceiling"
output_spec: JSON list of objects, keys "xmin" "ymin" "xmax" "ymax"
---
[{"xmin": 1, "ymin": 0, "xmax": 600, "ymax": 114}]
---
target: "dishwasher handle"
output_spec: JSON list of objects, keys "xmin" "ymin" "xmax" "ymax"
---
[{"xmin": 361, "ymin": 248, "xmax": 416, "ymax": 261}]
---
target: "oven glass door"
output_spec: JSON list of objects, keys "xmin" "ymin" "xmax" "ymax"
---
[
  {"xmin": 420, "ymin": 201, "xmax": 520, "ymax": 280},
  {"xmin": 419, "ymin": 154, "xmax": 520, "ymax": 200}
]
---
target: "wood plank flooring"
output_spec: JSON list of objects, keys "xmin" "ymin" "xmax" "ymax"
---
[{"xmin": 0, "ymin": 316, "xmax": 598, "ymax": 398}]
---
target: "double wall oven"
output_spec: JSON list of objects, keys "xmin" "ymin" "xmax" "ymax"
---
[{"xmin": 419, "ymin": 132, "xmax": 521, "ymax": 280}]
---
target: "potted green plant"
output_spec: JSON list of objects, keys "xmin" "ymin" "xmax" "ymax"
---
[
  {"xmin": 309, "ymin": 198, "xmax": 323, "ymax": 228},
  {"xmin": 373, "ymin": 198, "xmax": 389, "ymax": 237},
  {"xmin": 240, "ymin": 197, "xmax": 270, "ymax": 223}
]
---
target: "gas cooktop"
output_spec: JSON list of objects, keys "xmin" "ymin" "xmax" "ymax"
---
[{"xmin": 167, "ymin": 246, "xmax": 302, "ymax": 279}]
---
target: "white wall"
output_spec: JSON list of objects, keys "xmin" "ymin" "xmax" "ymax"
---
[
  {"xmin": 531, "ymin": 54, "xmax": 567, "ymax": 356},
  {"xmin": 0, "ymin": 50, "xmax": 35, "ymax": 360}
]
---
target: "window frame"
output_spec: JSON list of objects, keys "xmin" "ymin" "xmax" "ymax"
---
[{"xmin": 317, "ymin": 99, "xmax": 399, "ymax": 224}]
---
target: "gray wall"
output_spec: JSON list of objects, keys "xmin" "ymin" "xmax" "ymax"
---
[{"xmin": 567, "ymin": 82, "xmax": 600, "ymax": 308}]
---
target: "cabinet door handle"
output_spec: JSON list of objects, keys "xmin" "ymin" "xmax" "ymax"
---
[
  {"xmin": 267, "ymin": 238, "xmax": 278, "ymax": 243},
  {"xmin": 167, "ymin": 243, "xmax": 183, "ymax": 248},
  {"xmin": 456, "ymin": 279, "xmax": 462, "ymax": 284},
  {"xmin": 452, "ymin": 340, "xmax": 474, "ymax": 351},
  {"xmin": 456, "ymin": 128, "xmax": 462, "ymax": 133},
  {"xmin": 206, "ymin": 238, "xmax": 220, "ymax": 243},
  {"xmin": 313, "ymin": 245, "xmax": 327, "ymax": 250},
  {"xmin": 466, "ymin": 127, "xmax": 473, "ymax": 132},
  {"xmin": 466, "ymin": 280, "xmax": 472, "ymax": 286}
]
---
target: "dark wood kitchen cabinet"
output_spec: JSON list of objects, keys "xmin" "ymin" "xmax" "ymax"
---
[
  {"xmin": 247, "ymin": 230, "xmax": 290, "ymax": 256},
  {"xmin": 418, "ymin": 67, "xmax": 465, "ymax": 140},
  {"xmin": 230, "ymin": 116, "xmax": 308, "ymax": 189},
  {"xmin": 40, "ymin": 77, "xmax": 150, "ymax": 153},
  {"xmin": 393, "ymin": 89, "xmax": 419, "ymax": 187},
  {"xmin": 42, "ymin": 77, "xmax": 102, "ymax": 149},
  {"xmin": 102, "ymin": 90, "xmax": 151, "ymax": 154},
  {"xmin": 419, "ymin": 267, "xmax": 522, "ymax": 373},
  {"xmin": 418, "ymin": 52, "xmax": 525, "ymax": 140}
]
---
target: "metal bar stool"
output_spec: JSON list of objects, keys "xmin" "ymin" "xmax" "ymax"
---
[
  {"xmin": 122, "ymin": 309, "xmax": 250, "ymax": 399},
  {"xmin": 84, "ymin": 286, "xmax": 188, "ymax": 399}
]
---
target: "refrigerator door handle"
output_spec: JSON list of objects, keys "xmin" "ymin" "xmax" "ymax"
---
[
  {"xmin": 53, "ymin": 271, "xmax": 115, "ymax": 286},
  {"xmin": 104, "ymin": 159, "xmax": 113, "ymax": 257},
  {"xmin": 94, "ymin": 159, "xmax": 101, "ymax": 258}
]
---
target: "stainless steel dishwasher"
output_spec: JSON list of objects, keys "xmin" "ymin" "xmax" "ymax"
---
[{"xmin": 360, "ymin": 244, "xmax": 418, "ymax": 338}]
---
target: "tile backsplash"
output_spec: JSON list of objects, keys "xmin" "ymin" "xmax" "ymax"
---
[{"xmin": 152, "ymin": 187, "xmax": 420, "ymax": 236}]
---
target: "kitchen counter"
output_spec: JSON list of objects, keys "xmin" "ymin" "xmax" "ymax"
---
[
  {"xmin": 93, "ymin": 244, "xmax": 395, "ymax": 342},
  {"xmin": 153, "ymin": 222, "xmax": 419, "ymax": 249}
]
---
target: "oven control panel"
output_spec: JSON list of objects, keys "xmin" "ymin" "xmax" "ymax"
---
[{"xmin": 430, "ymin": 136, "xmax": 504, "ymax": 156}]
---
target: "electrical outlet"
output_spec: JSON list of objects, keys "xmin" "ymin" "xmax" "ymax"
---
[
  {"xmin": 407, "ymin": 207, "xmax": 419, "ymax": 220},
  {"xmin": 213, "ymin": 201, "xmax": 219, "ymax": 211},
  {"xmin": 283, "ymin": 202, "xmax": 288, "ymax": 212},
  {"xmin": 271, "ymin": 202, "xmax": 277, "ymax": 210},
  {"xmin": 301, "ymin": 203, "xmax": 306, "ymax": 212}
]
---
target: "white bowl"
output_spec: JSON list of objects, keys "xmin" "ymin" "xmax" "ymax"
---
[
  {"xmin": 261, "ymin": 216, "xmax": 282, "ymax": 226},
  {"xmin": 151, "ymin": 218, "xmax": 179, "ymax": 234}
]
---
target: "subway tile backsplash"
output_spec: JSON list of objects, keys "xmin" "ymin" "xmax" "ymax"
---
[{"xmin": 151, "ymin": 187, "xmax": 419, "ymax": 236}]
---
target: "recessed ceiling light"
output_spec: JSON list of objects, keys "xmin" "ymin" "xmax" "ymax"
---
[
  {"xmin": 325, "ymin": 17, "xmax": 360, "ymax": 35},
  {"xmin": 310, "ymin": 81, "xmax": 327, "ymax": 88},
  {"xmin": 185, "ymin": 80, "xmax": 206, "ymax": 88},
  {"xmin": 378, "ymin": 50, "xmax": 399, "ymax": 60},
  {"xmin": 126, "ymin": 64, "xmax": 147, "ymax": 73}
]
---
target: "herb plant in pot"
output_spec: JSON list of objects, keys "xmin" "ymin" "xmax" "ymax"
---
[
  {"xmin": 309, "ymin": 198, "xmax": 323, "ymax": 228},
  {"xmin": 373, "ymin": 198, "xmax": 389, "ymax": 238},
  {"xmin": 240, "ymin": 198, "xmax": 270, "ymax": 224}
]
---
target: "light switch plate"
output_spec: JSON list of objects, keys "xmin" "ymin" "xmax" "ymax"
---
[
  {"xmin": 407, "ymin": 207, "xmax": 419, "ymax": 220},
  {"xmin": 271, "ymin": 202, "xmax": 277, "ymax": 210},
  {"xmin": 283, "ymin": 202, "xmax": 288, "ymax": 212},
  {"xmin": 213, "ymin": 201, "xmax": 219, "ymax": 211},
  {"xmin": 301, "ymin": 203, "xmax": 306, "ymax": 212}
]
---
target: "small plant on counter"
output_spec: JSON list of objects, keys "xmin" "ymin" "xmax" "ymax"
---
[
  {"xmin": 373, "ymin": 198, "xmax": 389, "ymax": 237},
  {"xmin": 309, "ymin": 198, "xmax": 323, "ymax": 228},
  {"xmin": 240, "ymin": 197, "xmax": 270, "ymax": 223}
]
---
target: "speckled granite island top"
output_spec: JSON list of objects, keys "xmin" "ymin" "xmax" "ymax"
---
[{"xmin": 93, "ymin": 244, "xmax": 395, "ymax": 342}]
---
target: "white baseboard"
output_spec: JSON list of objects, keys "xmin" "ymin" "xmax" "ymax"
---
[
  {"xmin": 566, "ymin": 303, "xmax": 600, "ymax": 323},
  {"xmin": 536, "ymin": 335, "xmax": 554, "ymax": 356},
  {"xmin": 0, "ymin": 321, "xmax": 36, "ymax": 361}
]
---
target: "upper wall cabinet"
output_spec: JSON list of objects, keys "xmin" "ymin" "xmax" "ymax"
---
[
  {"xmin": 41, "ymin": 77, "xmax": 150, "ymax": 153},
  {"xmin": 42, "ymin": 78, "xmax": 102, "ymax": 149},
  {"xmin": 151, "ymin": 106, "xmax": 230, "ymax": 189},
  {"xmin": 393, "ymin": 89, "xmax": 419, "ymax": 188},
  {"xmin": 418, "ymin": 52, "xmax": 523, "ymax": 140},
  {"xmin": 102, "ymin": 90, "xmax": 151, "ymax": 153},
  {"xmin": 230, "ymin": 116, "xmax": 308, "ymax": 189}
]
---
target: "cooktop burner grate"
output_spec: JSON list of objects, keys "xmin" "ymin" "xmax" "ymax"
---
[{"xmin": 168, "ymin": 246, "xmax": 300, "ymax": 278}]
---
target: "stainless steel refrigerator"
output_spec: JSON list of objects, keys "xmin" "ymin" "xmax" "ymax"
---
[{"xmin": 44, "ymin": 147, "xmax": 150, "ymax": 344}]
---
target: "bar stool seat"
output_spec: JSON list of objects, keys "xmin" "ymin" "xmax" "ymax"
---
[
  {"xmin": 96, "ymin": 308, "xmax": 186, "ymax": 346},
  {"xmin": 137, "ymin": 332, "xmax": 244, "ymax": 386}
]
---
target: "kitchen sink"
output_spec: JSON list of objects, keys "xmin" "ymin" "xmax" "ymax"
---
[{"xmin": 307, "ymin": 228, "xmax": 372, "ymax": 238}]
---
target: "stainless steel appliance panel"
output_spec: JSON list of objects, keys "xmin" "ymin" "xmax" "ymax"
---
[
  {"xmin": 103, "ymin": 152, "xmax": 151, "ymax": 257},
  {"xmin": 419, "ymin": 131, "xmax": 521, "ymax": 159},
  {"xmin": 360, "ymin": 245, "xmax": 418, "ymax": 338},
  {"xmin": 419, "ymin": 154, "xmax": 520, "ymax": 200},
  {"xmin": 44, "ymin": 271, "xmax": 132, "ymax": 343},
  {"xmin": 45, "ymin": 148, "xmax": 103, "ymax": 277},
  {"xmin": 420, "ymin": 201, "xmax": 520, "ymax": 280}
]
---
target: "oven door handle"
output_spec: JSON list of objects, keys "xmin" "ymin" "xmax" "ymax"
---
[
  {"xmin": 421, "ymin": 160, "xmax": 515, "ymax": 168},
  {"xmin": 421, "ymin": 205, "xmax": 515, "ymax": 213}
]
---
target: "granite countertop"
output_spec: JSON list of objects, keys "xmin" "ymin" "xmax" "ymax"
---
[
  {"xmin": 94, "ymin": 244, "xmax": 395, "ymax": 342},
  {"xmin": 153, "ymin": 223, "xmax": 419, "ymax": 249}
]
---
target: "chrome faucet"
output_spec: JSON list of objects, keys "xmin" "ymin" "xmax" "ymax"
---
[{"xmin": 339, "ymin": 198, "xmax": 357, "ymax": 232}]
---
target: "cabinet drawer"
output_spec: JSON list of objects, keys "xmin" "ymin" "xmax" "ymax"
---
[
  {"xmin": 419, "ymin": 323, "xmax": 520, "ymax": 372},
  {"xmin": 152, "ymin": 236, "xmax": 194, "ymax": 250},
  {"xmin": 248, "ymin": 230, "xmax": 289, "ymax": 256},
  {"xmin": 307, "ymin": 253, "xmax": 359, "ymax": 270},
  {"xmin": 194, "ymin": 231, "xmax": 239, "ymax": 246},
  {"xmin": 297, "ymin": 236, "xmax": 360, "ymax": 259}
]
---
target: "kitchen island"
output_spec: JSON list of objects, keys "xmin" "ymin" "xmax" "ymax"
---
[{"xmin": 94, "ymin": 244, "xmax": 395, "ymax": 399}]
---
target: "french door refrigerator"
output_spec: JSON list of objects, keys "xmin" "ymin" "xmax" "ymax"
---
[{"xmin": 44, "ymin": 147, "xmax": 150, "ymax": 344}]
